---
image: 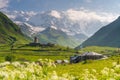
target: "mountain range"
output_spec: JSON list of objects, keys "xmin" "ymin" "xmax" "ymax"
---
[
  {"xmin": 3, "ymin": 10, "xmax": 110, "ymax": 47},
  {"xmin": 76, "ymin": 16, "xmax": 120, "ymax": 49},
  {"xmin": 36, "ymin": 27, "xmax": 84, "ymax": 48},
  {"xmin": 1, "ymin": 11, "xmax": 120, "ymax": 48},
  {"xmin": 19, "ymin": 22, "xmax": 88, "ymax": 47},
  {"xmin": 5, "ymin": 10, "xmax": 109, "ymax": 36}
]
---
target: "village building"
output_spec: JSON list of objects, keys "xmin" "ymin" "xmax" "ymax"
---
[{"xmin": 70, "ymin": 52, "xmax": 106, "ymax": 63}]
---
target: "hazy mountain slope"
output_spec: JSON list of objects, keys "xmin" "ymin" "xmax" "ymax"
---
[
  {"xmin": 73, "ymin": 33, "xmax": 88, "ymax": 41},
  {"xmin": 36, "ymin": 27, "xmax": 80, "ymax": 48},
  {"xmin": 76, "ymin": 16, "xmax": 120, "ymax": 48},
  {"xmin": 0, "ymin": 12, "xmax": 28, "ymax": 45}
]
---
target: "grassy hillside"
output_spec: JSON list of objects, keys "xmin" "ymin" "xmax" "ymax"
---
[
  {"xmin": 37, "ymin": 27, "xmax": 80, "ymax": 48},
  {"xmin": 77, "ymin": 16, "xmax": 120, "ymax": 48},
  {"xmin": 77, "ymin": 46, "xmax": 120, "ymax": 55},
  {"xmin": 0, "ymin": 12, "xmax": 29, "ymax": 45}
]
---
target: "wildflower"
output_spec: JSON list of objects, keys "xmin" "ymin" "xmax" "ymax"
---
[
  {"xmin": 12, "ymin": 61, "xmax": 21, "ymax": 67},
  {"xmin": 51, "ymin": 71, "xmax": 58, "ymax": 80},
  {"xmin": 106, "ymin": 78, "xmax": 116, "ymax": 80},
  {"xmin": 115, "ymin": 64, "xmax": 120, "ymax": 69},
  {"xmin": 0, "ymin": 62, "xmax": 10, "ymax": 67},
  {"xmin": 112, "ymin": 62, "xmax": 117, "ymax": 67},
  {"xmin": 91, "ymin": 69, "xmax": 96, "ymax": 73},
  {"xmin": 110, "ymin": 69, "xmax": 115, "ymax": 73},
  {"xmin": 101, "ymin": 69, "xmax": 109, "ymax": 76},
  {"xmin": 19, "ymin": 73, "xmax": 25, "ymax": 79}
]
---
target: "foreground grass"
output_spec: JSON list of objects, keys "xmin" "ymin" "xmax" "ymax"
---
[
  {"xmin": 0, "ymin": 45, "xmax": 120, "ymax": 79},
  {"xmin": 0, "ymin": 58, "xmax": 120, "ymax": 80},
  {"xmin": 54, "ymin": 56, "xmax": 120, "ymax": 76}
]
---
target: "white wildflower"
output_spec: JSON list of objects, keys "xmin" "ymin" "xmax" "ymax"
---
[{"xmin": 112, "ymin": 62, "xmax": 117, "ymax": 67}]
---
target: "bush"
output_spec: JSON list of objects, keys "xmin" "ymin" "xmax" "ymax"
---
[{"xmin": 5, "ymin": 55, "xmax": 15, "ymax": 62}]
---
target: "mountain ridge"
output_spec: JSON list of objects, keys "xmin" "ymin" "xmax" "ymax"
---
[
  {"xmin": 5, "ymin": 10, "xmax": 111, "ymax": 37},
  {"xmin": 76, "ymin": 16, "xmax": 120, "ymax": 49},
  {"xmin": 0, "ymin": 12, "xmax": 29, "ymax": 45},
  {"xmin": 36, "ymin": 27, "xmax": 81, "ymax": 48}
]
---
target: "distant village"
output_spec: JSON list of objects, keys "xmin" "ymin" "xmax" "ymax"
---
[
  {"xmin": 28, "ymin": 37, "xmax": 55, "ymax": 47},
  {"xmin": 26, "ymin": 37, "xmax": 108, "ymax": 64},
  {"xmin": 55, "ymin": 52, "xmax": 107, "ymax": 64},
  {"xmin": 70, "ymin": 52, "xmax": 107, "ymax": 63}
]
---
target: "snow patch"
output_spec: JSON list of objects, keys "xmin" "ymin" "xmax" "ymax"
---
[
  {"xmin": 6, "ymin": 14, "xmax": 16, "ymax": 19},
  {"xmin": 24, "ymin": 23, "xmax": 45, "ymax": 34},
  {"xmin": 34, "ymin": 27, "xmax": 45, "ymax": 33},
  {"xmin": 61, "ymin": 28, "xmax": 70, "ymax": 33},
  {"xmin": 14, "ymin": 21, "xmax": 23, "ymax": 25},
  {"xmin": 50, "ymin": 25, "xmax": 57, "ymax": 30}
]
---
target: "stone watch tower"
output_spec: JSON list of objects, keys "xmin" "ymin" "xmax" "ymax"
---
[{"xmin": 34, "ymin": 36, "xmax": 38, "ymax": 43}]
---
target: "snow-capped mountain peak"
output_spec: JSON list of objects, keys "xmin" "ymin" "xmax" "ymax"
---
[
  {"xmin": 15, "ymin": 22, "xmax": 45, "ymax": 36},
  {"xmin": 49, "ymin": 10, "xmax": 61, "ymax": 18},
  {"xmin": 5, "ymin": 9, "xmax": 118, "ymax": 37},
  {"xmin": 24, "ymin": 23, "xmax": 45, "ymax": 34}
]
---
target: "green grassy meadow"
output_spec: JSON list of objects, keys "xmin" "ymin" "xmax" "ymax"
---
[
  {"xmin": 54, "ymin": 56, "xmax": 120, "ymax": 76},
  {"xmin": 0, "ymin": 44, "xmax": 75, "ymax": 62},
  {"xmin": 0, "ymin": 44, "xmax": 120, "ymax": 77}
]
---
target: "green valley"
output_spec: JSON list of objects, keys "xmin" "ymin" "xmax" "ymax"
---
[
  {"xmin": 37, "ymin": 27, "xmax": 81, "ymax": 48},
  {"xmin": 0, "ymin": 10, "xmax": 120, "ymax": 80}
]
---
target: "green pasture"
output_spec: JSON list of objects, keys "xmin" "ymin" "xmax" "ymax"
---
[{"xmin": 0, "ymin": 44, "xmax": 120, "ymax": 77}]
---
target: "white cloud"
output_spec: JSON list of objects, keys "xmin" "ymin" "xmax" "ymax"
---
[
  {"xmin": 5, "ymin": 10, "xmax": 37, "ymax": 21},
  {"xmin": 6, "ymin": 14, "xmax": 16, "ymax": 19},
  {"xmin": 49, "ymin": 10, "xmax": 61, "ymax": 18},
  {"xmin": 65, "ymin": 9, "xmax": 119, "ymax": 23},
  {"xmin": 0, "ymin": 0, "xmax": 9, "ymax": 9},
  {"xmin": 118, "ymin": 4, "xmax": 120, "ymax": 8}
]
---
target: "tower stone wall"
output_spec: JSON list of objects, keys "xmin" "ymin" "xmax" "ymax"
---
[{"xmin": 34, "ymin": 37, "xmax": 38, "ymax": 43}]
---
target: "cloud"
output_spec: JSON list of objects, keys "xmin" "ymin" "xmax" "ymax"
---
[
  {"xmin": 49, "ymin": 10, "xmax": 61, "ymax": 18},
  {"xmin": 5, "ymin": 10, "xmax": 37, "ymax": 22},
  {"xmin": 65, "ymin": 9, "xmax": 119, "ymax": 23},
  {"xmin": 0, "ymin": 0, "xmax": 9, "ymax": 9},
  {"xmin": 6, "ymin": 14, "xmax": 16, "ymax": 19}
]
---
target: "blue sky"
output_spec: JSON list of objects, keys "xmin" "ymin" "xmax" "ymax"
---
[
  {"xmin": 0, "ymin": 0, "xmax": 119, "ymax": 36},
  {"xmin": 0, "ymin": 0, "xmax": 119, "ymax": 24},
  {"xmin": 0, "ymin": 0, "xmax": 120, "ymax": 14}
]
